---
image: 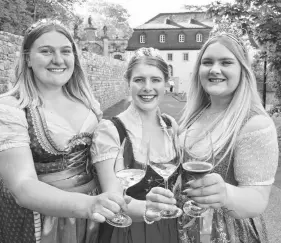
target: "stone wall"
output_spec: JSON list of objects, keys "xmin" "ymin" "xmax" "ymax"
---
[
  {"xmin": 0, "ymin": 31, "xmax": 22, "ymax": 93},
  {"xmin": 0, "ymin": 31, "xmax": 128, "ymax": 111}
]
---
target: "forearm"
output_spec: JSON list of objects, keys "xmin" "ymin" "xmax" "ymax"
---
[
  {"xmin": 126, "ymin": 198, "xmax": 146, "ymax": 222},
  {"xmin": 223, "ymin": 183, "xmax": 270, "ymax": 219},
  {"xmin": 15, "ymin": 178, "xmax": 91, "ymax": 219}
]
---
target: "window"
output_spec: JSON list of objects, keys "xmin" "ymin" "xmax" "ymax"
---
[
  {"xmin": 140, "ymin": 34, "xmax": 146, "ymax": 43},
  {"xmin": 196, "ymin": 33, "xmax": 203, "ymax": 42},
  {"xmin": 179, "ymin": 34, "xmax": 185, "ymax": 43},
  {"xmin": 159, "ymin": 34, "xmax": 165, "ymax": 43},
  {"xmin": 183, "ymin": 53, "xmax": 189, "ymax": 61},
  {"xmin": 167, "ymin": 53, "xmax": 173, "ymax": 61}
]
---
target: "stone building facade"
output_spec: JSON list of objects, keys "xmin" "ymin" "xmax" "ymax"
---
[{"xmin": 0, "ymin": 31, "xmax": 128, "ymax": 111}]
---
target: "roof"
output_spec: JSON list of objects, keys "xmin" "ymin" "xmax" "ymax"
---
[
  {"xmin": 135, "ymin": 11, "xmax": 214, "ymax": 30},
  {"xmin": 127, "ymin": 11, "xmax": 213, "ymax": 51}
]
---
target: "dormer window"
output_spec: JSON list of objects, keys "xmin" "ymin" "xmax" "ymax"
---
[
  {"xmin": 178, "ymin": 33, "xmax": 185, "ymax": 43},
  {"xmin": 196, "ymin": 33, "xmax": 203, "ymax": 42},
  {"xmin": 140, "ymin": 34, "xmax": 146, "ymax": 43},
  {"xmin": 159, "ymin": 34, "xmax": 166, "ymax": 43}
]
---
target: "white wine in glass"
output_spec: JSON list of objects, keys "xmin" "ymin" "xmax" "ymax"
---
[
  {"xmin": 149, "ymin": 127, "xmax": 183, "ymax": 219},
  {"xmin": 106, "ymin": 137, "xmax": 148, "ymax": 227}
]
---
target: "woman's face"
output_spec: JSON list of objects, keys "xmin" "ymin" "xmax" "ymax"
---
[
  {"xmin": 129, "ymin": 63, "xmax": 166, "ymax": 113},
  {"xmin": 199, "ymin": 42, "xmax": 241, "ymax": 102},
  {"xmin": 28, "ymin": 31, "xmax": 75, "ymax": 92}
]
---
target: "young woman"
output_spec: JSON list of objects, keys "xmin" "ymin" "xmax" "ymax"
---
[
  {"xmin": 92, "ymin": 47, "xmax": 180, "ymax": 243},
  {"xmin": 0, "ymin": 20, "xmax": 128, "ymax": 243},
  {"xmin": 150, "ymin": 31, "xmax": 279, "ymax": 242}
]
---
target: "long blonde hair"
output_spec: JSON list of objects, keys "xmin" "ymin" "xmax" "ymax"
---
[
  {"xmin": 1, "ymin": 20, "xmax": 100, "ymax": 116},
  {"xmin": 179, "ymin": 34, "xmax": 268, "ymax": 164}
]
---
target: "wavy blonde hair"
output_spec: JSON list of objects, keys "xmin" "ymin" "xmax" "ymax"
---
[
  {"xmin": 1, "ymin": 20, "xmax": 99, "ymax": 113},
  {"xmin": 179, "ymin": 34, "xmax": 268, "ymax": 165}
]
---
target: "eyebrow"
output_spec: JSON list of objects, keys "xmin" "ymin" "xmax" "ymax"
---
[
  {"xmin": 38, "ymin": 45, "xmax": 72, "ymax": 49},
  {"xmin": 133, "ymin": 76, "xmax": 163, "ymax": 79},
  {"xmin": 202, "ymin": 57, "xmax": 236, "ymax": 61}
]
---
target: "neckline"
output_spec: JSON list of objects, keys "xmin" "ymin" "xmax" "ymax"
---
[
  {"xmin": 125, "ymin": 103, "xmax": 165, "ymax": 128},
  {"xmin": 36, "ymin": 107, "xmax": 93, "ymax": 153},
  {"xmin": 41, "ymin": 107, "xmax": 92, "ymax": 134}
]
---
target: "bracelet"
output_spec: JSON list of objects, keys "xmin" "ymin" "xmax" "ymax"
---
[{"xmin": 143, "ymin": 214, "xmax": 155, "ymax": 224}]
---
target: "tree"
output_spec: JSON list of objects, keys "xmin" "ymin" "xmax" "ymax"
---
[
  {"xmin": 82, "ymin": 0, "xmax": 133, "ymax": 39},
  {"xmin": 0, "ymin": 0, "xmax": 86, "ymax": 35},
  {"xmin": 207, "ymin": 0, "xmax": 281, "ymax": 105},
  {"xmin": 0, "ymin": 0, "xmax": 33, "ymax": 34},
  {"xmin": 26, "ymin": 0, "xmax": 85, "ymax": 26},
  {"xmin": 184, "ymin": 4, "xmax": 209, "ymax": 12}
]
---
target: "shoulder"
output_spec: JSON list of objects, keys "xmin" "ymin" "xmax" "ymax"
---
[
  {"xmin": 0, "ymin": 96, "xmax": 26, "ymax": 123},
  {"xmin": 96, "ymin": 118, "xmax": 116, "ymax": 131},
  {"xmin": 239, "ymin": 114, "xmax": 276, "ymax": 137},
  {"xmin": 0, "ymin": 96, "xmax": 20, "ymax": 108}
]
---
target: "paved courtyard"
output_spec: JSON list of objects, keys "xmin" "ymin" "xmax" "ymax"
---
[{"xmin": 103, "ymin": 94, "xmax": 281, "ymax": 243}]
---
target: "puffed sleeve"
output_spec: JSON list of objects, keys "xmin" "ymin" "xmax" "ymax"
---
[
  {"xmin": 91, "ymin": 119, "xmax": 120, "ymax": 163},
  {"xmin": 234, "ymin": 120, "xmax": 278, "ymax": 186},
  {"xmin": 0, "ymin": 104, "xmax": 30, "ymax": 151}
]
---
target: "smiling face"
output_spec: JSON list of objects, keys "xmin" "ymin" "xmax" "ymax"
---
[
  {"xmin": 199, "ymin": 42, "xmax": 241, "ymax": 102},
  {"xmin": 129, "ymin": 63, "xmax": 166, "ymax": 113},
  {"xmin": 28, "ymin": 31, "xmax": 75, "ymax": 92}
]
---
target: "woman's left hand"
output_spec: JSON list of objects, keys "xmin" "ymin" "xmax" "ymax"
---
[
  {"xmin": 183, "ymin": 173, "xmax": 228, "ymax": 209},
  {"xmin": 145, "ymin": 187, "xmax": 178, "ymax": 221}
]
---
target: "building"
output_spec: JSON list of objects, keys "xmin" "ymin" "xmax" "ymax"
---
[
  {"xmin": 77, "ymin": 25, "xmax": 128, "ymax": 61},
  {"xmin": 126, "ymin": 12, "xmax": 214, "ymax": 93}
]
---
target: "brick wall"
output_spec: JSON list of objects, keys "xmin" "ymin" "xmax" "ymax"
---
[{"xmin": 0, "ymin": 31, "xmax": 128, "ymax": 111}]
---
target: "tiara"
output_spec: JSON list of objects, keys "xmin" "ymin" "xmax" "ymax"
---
[
  {"xmin": 25, "ymin": 19, "xmax": 64, "ymax": 35},
  {"xmin": 134, "ymin": 47, "xmax": 163, "ymax": 59},
  {"xmin": 209, "ymin": 18, "xmax": 248, "ymax": 53}
]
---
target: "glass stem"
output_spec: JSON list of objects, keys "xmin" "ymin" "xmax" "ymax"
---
[
  {"xmin": 120, "ymin": 187, "xmax": 128, "ymax": 214},
  {"xmin": 164, "ymin": 178, "xmax": 169, "ymax": 190}
]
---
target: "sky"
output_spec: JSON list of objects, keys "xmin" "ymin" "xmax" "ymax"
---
[{"xmin": 104, "ymin": 0, "xmax": 235, "ymax": 27}]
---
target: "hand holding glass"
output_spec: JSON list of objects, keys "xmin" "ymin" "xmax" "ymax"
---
[
  {"xmin": 182, "ymin": 128, "xmax": 214, "ymax": 217},
  {"xmin": 149, "ymin": 127, "xmax": 183, "ymax": 219},
  {"xmin": 106, "ymin": 138, "xmax": 148, "ymax": 227}
]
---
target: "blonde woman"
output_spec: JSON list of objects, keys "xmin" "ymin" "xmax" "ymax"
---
[
  {"xmin": 150, "ymin": 30, "xmax": 278, "ymax": 242},
  {"xmin": 92, "ymin": 48, "xmax": 180, "ymax": 243},
  {"xmin": 0, "ymin": 20, "xmax": 128, "ymax": 243}
]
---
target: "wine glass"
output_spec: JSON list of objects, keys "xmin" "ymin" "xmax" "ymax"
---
[
  {"xmin": 182, "ymin": 128, "xmax": 214, "ymax": 218},
  {"xmin": 149, "ymin": 127, "xmax": 183, "ymax": 219},
  {"xmin": 106, "ymin": 137, "xmax": 148, "ymax": 227}
]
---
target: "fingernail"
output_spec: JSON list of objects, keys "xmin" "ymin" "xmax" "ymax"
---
[
  {"xmin": 186, "ymin": 180, "xmax": 194, "ymax": 185},
  {"xmin": 183, "ymin": 189, "xmax": 191, "ymax": 194}
]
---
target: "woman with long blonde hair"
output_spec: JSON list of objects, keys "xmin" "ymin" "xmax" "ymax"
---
[
  {"xmin": 150, "ymin": 30, "xmax": 278, "ymax": 242},
  {"xmin": 0, "ymin": 20, "xmax": 128, "ymax": 243}
]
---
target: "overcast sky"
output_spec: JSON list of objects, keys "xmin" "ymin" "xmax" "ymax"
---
[{"xmin": 105, "ymin": 0, "xmax": 235, "ymax": 27}]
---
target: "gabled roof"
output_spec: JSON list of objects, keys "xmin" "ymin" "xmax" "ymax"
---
[
  {"xmin": 135, "ymin": 11, "xmax": 214, "ymax": 30},
  {"xmin": 136, "ymin": 19, "xmax": 211, "ymax": 30},
  {"xmin": 127, "ymin": 11, "xmax": 213, "ymax": 51}
]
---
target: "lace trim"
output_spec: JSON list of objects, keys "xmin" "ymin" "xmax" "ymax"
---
[
  {"xmin": 29, "ymin": 106, "xmax": 93, "ymax": 155},
  {"xmin": 28, "ymin": 106, "xmax": 62, "ymax": 155}
]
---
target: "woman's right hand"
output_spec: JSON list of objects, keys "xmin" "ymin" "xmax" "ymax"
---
[
  {"xmin": 145, "ymin": 187, "xmax": 178, "ymax": 221},
  {"xmin": 89, "ymin": 192, "xmax": 130, "ymax": 222}
]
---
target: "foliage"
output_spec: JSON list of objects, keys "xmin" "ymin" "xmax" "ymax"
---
[
  {"xmin": 0, "ymin": 0, "xmax": 33, "ymax": 34},
  {"xmin": 184, "ymin": 4, "xmax": 209, "ymax": 12},
  {"xmin": 207, "ymin": 0, "xmax": 281, "ymax": 102},
  {"xmin": 0, "ymin": 0, "xmax": 85, "ymax": 34},
  {"xmin": 83, "ymin": 0, "xmax": 132, "ymax": 39}
]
